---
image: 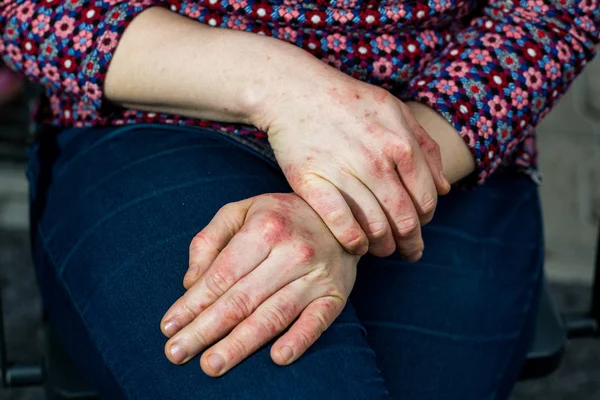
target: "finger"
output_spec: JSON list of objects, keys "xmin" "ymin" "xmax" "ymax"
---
[
  {"xmin": 271, "ymin": 295, "xmax": 345, "ymax": 366},
  {"xmin": 165, "ymin": 251, "xmax": 301, "ymax": 365},
  {"xmin": 333, "ymin": 173, "xmax": 396, "ymax": 257},
  {"xmin": 387, "ymin": 136, "xmax": 438, "ymax": 226},
  {"xmin": 295, "ymin": 174, "xmax": 368, "ymax": 255},
  {"xmin": 398, "ymin": 100, "xmax": 450, "ymax": 195},
  {"xmin": 162, "ymin": 217, "xmax": 274, "ymax": 337},
  {"xmin": 357, "ymin": 161, "xmax": 424, "ymax": 261},
  {"xmin": 199, "ymin": 279, "xmax": 312, "ymax": 376},
  {"xmin": 185, "ymin": 200, "xmax": 253, "ymax": 289}
]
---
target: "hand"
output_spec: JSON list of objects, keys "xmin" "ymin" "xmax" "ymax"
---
[
  {"xmin": 252, "ymin": 60, "xmax": 450, "ymax": 261},
  {"xmin": 160, "ymin": 193, "xmax": 359, "ymax": 376}
]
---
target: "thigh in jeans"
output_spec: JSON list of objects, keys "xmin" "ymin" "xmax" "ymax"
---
[
  {"xmin": 28, "ymin": 125, "xmax": 390, "ymax": 400},
  {"xmin": 350, "ymin": 172, "xmax": 544, "ymax": 400}
]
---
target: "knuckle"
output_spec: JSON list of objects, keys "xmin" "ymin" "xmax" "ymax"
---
[
  {"xmin": 294, "ymin": 243, "xmax": 316, "ymax": 264},
  {"xmin": 423, "ymin": 137, "xmax": 441, "ymax": 157},
  {"xmin": 322, "ymin": 206, "xmax": 348, "ymax": 228},
  {"xmin": 189, "ymin": 326, "xmax": 209, "ymax": 348},
  {"xmin": 259, "ymin": 305, "xmax": 290, "ymax": 336},
  {"xmin": 305, "ymin": 266, "xmax": 334, "ymax": 285},
  {"xmin": 181, "ymin": 302, "xmax": 199, "ymax": 320},
  {"xmin": 340, "ymin": 228, "xmax": 367, "ymax": 253},
  {"xmin": 395, "ymin": 215, "xmax": 419, "ymax": 236},
  {"xmin": 226, "ymin": 335, "xmax": 249, "ymax": 358},
  {"xmin": 390, "ymin": 140, "xmax": 416, "ymax": 172},
  {"xmin": 217, "ymin": 203, "xmax": 236, "ymax": 217},
  {"xmin": 308, "ymin": 310, "xmax": 329, "ymax": 335},
  {"xmin": 205, "ymin": 269, "xmax": 234, "ymax": 298},
  {"xmin": 368, "ymin": 221, "xmax": 390, "ymax": 241},
  {"xmin": 420, "ymin": 194, "xmax": 437, "ymax": 215},
  {"xmin": 189, "ymin": 231, "xmax": 208, "ymax": 252},
  {"xmin": 226, "ymin": 290, "xmax": 255, "ymax": 321},
  {"xmin": 259, "ymin": 214, "xmax": 289, "ymax": 244},
  {"xmin": 295, "ymin": 326, "xmax": 317, "ymax": 349}
]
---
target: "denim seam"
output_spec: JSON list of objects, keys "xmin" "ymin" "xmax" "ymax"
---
[
  {"xmin": 55, "ymin": 174, "xmax": 265, "ymax": 275},
  {"xmin": 490, "ymin": 213, "xmax": 544, "ymax": 400},
  {"xmin": 44, "ymin": 142, "xmax": 223, "ymax": 241},
  {"xmin": 36, "ymin": 225, "xmax": 134, "ymax": 400},
  {"xmin": 76, "ymin": 230, "xmax": 195, "ymax": 317},
  {"xmin": 358, "ymin": 320, "xmax": 521, "ymax": 342},
  {"xmin": 55, "ymin": 124, "xmax": 280, "ymax": 178}
]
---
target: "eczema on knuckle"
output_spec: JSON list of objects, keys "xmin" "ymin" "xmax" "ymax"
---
[{"xmin": 226, "ymin": 290, "xmax": 255, "ymax": 320}]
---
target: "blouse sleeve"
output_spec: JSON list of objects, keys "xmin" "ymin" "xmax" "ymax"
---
[
  {"xmin": 0, "ymin": 0, "xmax": 164, "ymax": 115},
  {"xmin": 405, "ymin": 0, "xmax": 600, "ymax": 184}
]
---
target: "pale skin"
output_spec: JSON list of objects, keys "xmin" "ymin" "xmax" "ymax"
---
[{"xmin": 104, "ymin": 7, "xmax": 476, "ymax": 376}]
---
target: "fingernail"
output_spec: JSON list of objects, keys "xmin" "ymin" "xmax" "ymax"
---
[
  {"xmin": 207, "ymin": 353, "xmax": 225, "ymax": 374},
  {"xmin": 169, "ymin": 344, "xmax": 188, "ymax": 364},
  {"xmin": 184, "ymin": 264, "xmax": 199, "ymax": 281},
  {"xmin": 279, "ymin": 346, "xmax": 293, "ymax": 363},
  {"xmin": 163, "ymin": 320, "xmax": 178, "ymax": 337}
]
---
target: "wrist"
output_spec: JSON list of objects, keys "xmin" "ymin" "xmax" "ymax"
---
[{"xmin": 405, "ymin": 100, "xmax": 475, "ymax": 183}]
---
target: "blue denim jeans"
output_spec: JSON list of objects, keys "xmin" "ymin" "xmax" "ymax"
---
[{"xmin": 27, "ymin": 124, "xmax": 544, "ymax": 400}]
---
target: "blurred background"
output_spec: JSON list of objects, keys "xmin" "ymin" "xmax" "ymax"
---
[{"xmin": 0, "ymin": 56, "xmax": 599, "ymax": 399}]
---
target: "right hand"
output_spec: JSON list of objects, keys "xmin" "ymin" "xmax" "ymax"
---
[{"xmin": 251, "ymin": 57, "xmax": 451, "ymax": 260}]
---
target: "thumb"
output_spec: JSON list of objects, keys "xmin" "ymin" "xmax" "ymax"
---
[{"xmin": 184, "ymin": 198, "xmax": 253, "ymax": 289}]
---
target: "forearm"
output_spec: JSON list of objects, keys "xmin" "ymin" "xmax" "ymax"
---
[
  {"xmin": 406, "ymin": 101, "xmax": 475, "ymax": 184},
  {"xmin": 104, "ymin": 7, "xmax": 311, "ymax": 125},
  {"xmin": 106, "ymin": 8, "xmax": 473, "ymax": 185}
]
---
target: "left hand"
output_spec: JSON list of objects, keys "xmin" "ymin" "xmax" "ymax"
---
[{"xmin": 160, "ymin": 193, "xmax": 359, "ymax": 376}]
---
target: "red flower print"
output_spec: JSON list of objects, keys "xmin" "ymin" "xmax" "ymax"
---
[
  {"xmin": 412, "ymin": 3, "xmax": 429, "ymax": 21},
  {"xmin": 402, "ymin": 38, "xmax": 420, "ymax": 59},
  {"xmin": 22, "ymin": 38, "xmax": 37, "ymax": 55},
  {"xmin": 354, "ymin": 39, "xmax": 372, "ymax": 60},
  {"xmin": 359, "ymin": 9, "xmax": 379, "ymax": 28},
  {"xmin": 205, "ymin": 13, "xmax": 223, "ymax": 27},
  {"xmin": 59, "ymin": 55, "xmax": 77, "ymax": 73},
  {"xmin": 166, "ymin": 0, "xmax": 184, "ymax": 12},
  {"xmin": 302, "ymin": 35, "xmax": 322, "ymax": 55},
  {"xmin": 202, "ymin": 0, "xmax": 222, "ymax": 10},
  {"xmin": 251, "ymin": 3, "xmax": 273, "ymax": 20},
  {"xmin": 82, "ymin": 6, "xmax": 102, "ymax": 23},
  {"xmin": 488, "ymin": 72, "xmax": 508, "ymax": 92},
  {"xmin": 522, "ymin": 41, "xmax": 543, "ymax": 63},
  {"xmin": 306, "ymin": 10, "xmax": 326, "ymax": 27}
]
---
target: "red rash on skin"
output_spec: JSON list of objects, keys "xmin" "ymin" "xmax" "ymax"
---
[
  {"xmin": 372, "ymin": 89, "xmax": 388, "ymax": 104},
  {"xmin": 296, "ymin": 243, "xmax": 316, "ymax": 263},
  {"xmin": 360, "ymin": 143, "xmax": 385, "ymax": 179}
]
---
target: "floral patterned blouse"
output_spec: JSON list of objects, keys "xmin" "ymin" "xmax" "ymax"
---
[{"xmin": 1, "ymin": 0, "xmax": 599, "ymax": 183}]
